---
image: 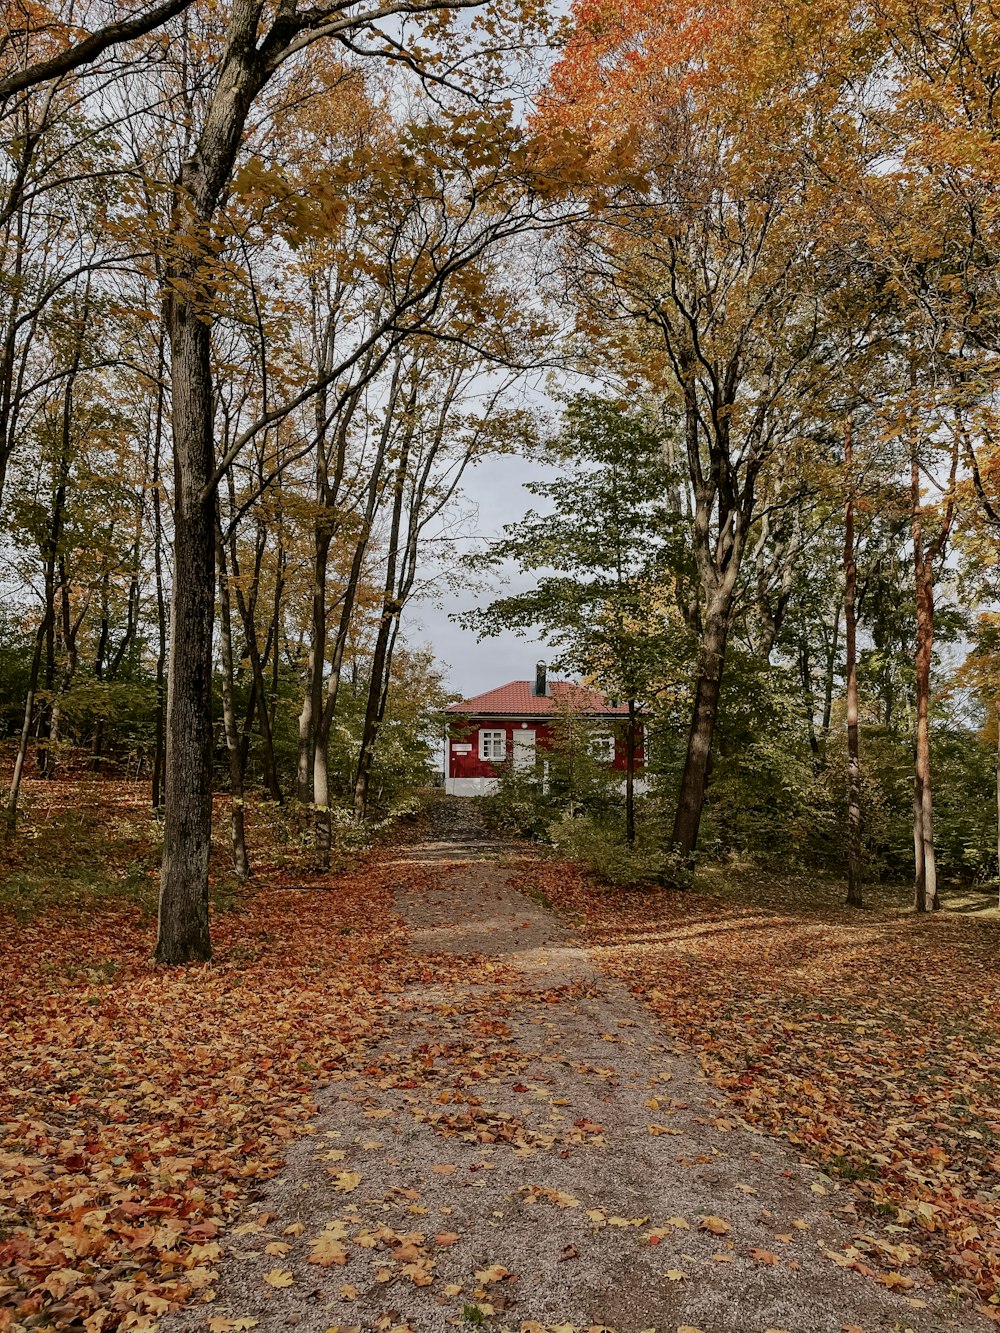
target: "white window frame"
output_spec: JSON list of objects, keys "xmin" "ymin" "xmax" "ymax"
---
[
  {"xmin": 590, "ymin": 731, "xmax": 616, "ymax": 764},
  {"xmin": 479, "ymin": 729, "xmax": 506, "ymax": 762}
]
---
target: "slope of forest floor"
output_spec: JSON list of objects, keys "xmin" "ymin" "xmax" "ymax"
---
[
  {"xmin": 525, "ymin": 859, "xmax": 1000, "ymax": 1316},
  {"xmin": 0, "ymin": 778, "xmax": 406, "ymax": 1333}
]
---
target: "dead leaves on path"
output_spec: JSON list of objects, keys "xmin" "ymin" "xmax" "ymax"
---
[{"xmin": 526, "ymin": 861, "xmax": 1000, "ymax": 1312}]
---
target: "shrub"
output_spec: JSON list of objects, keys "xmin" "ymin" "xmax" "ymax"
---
[{"xmin": 546, "ymin": 812, "xmax": 669, "ymax": 886}]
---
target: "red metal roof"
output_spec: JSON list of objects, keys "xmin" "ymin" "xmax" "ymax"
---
[{"xmin": 447, "ymin": 680, "xmax": 629, "ymax": 717}]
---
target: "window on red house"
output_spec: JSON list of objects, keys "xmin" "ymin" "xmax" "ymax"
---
[
  {"xmin": 589, "ymin": 732, "xmax": 616, "ymax": 763},
  {"xmin": 479, "ymin": 729, "xmax": 506, "ymax": 761}
]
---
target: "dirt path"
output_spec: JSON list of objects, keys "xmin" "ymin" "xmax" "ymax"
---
[{"xmin": 176, "ymin": 810, "xmax": 981, "ymax": 1333}]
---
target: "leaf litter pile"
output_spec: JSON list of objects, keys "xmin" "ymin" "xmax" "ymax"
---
[
  {"xmin": 0, "ymin": 853, "xmax": 406, "ymax": 1333},
  {"xmin": 525, "ymin": 862, "xmax": 1000, "ymax": 1315}
]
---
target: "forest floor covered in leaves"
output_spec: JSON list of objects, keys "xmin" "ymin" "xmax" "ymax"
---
[
  {"xmin": 0, "ymin": 783, "xmax": 998, "ymax": 1333},
  {"xmin": 527, "ymin": 860, "xmax": 1000, "ymax": 1320}
]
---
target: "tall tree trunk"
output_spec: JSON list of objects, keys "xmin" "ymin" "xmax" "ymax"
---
[
  {"xmin": 672, "ymin": 604, "xmax": 729, "ymax": 858},
  {"xmin": 36, "ymin": 428, "xmax": 70, "ymax": 778},
  {"xmin": 152, "ymin": 490, "xmax": 168, "ymax": 810},
  {"xmin": 352, "ymin": 407, "xmax": 416, "ymax": 827},
  {"xmin": 297, "ymin": 687, "xmax": 314, "ymax": 806},
  {"xmin": 49, "ymin": 560, "xmax": 87, "ymax": 768},
  {"xmin": 268, "ymin": 544, "xmax": 284, "ymax": 748},
  {"xmin": 625, "ymin": 699, "xmax": 637, "ymax": 849},
  {"xmin": 312, "ymin": 581, "xmax": 362, "ymax": 869},
  {"xmin": 308, "ymin": 530, "xmax": 333, "ymax": 860},
  {"xmin": 217, "ymin": 531, "xmax": 249, "ymax": 880},
  {"xmin": 5, "ymin": 615, "xmax": 48, "ymax": 834},
  {"xmin": 353, "ymin": 606, "xmax": 401, "ymax": 824},
  {"xmin": 155, "ymin": 303, "xmax": 217, "ymax": 963},
  {"xmin": 298, "ymin": 528, "xmax": 331, "ymax": 809},
  {"xmin": 910, "ymin": 429, "xmax": 939, "ymax": 914},
  {"xmin": 844, "ymin": 417, "xmax": 863, "ymax": 908},
  {"xmin": 821, "ymin": 605, "xmax": 841, "ymax": 742},
  {"xmin": 228, "ymin": 534, "xmax": 283, "ymax": 802},
  {"xmin": 152, "ymin": 336, "xmax": 169, "ymax": 810},
  {"xmin": 91, "ymin": 573, "xmax": 110, "ymax": 771},
  {"xmin": 154, "ymin": 21, "xmax": 267, "ymax": 962}
]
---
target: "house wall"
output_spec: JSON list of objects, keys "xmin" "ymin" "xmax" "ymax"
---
[{"xmin": 446, "ymin": 716, "xmax": 645, "ymax": 785}]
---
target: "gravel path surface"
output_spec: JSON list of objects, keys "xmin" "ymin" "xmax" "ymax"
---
[{"xmin": 168, "ymin": 804, "xmax": 982, "ymax": 1333}]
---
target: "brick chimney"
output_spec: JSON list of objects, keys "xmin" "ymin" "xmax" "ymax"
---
[{"xmin": 534, "ymin": 661, "xmax": 547, "ymax": 697}]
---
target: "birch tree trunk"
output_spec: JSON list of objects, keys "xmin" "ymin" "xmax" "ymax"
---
[
  {"xmin": 910, "ymin": 428, "xmax": 939, "ymax": 914},
  {"xmin": 844, "ymin": 417, "xmax": 863, "ymax": 908},
  {"xmin": 217, "ymin": 531, "xmax": 250, "ymax": 880}
]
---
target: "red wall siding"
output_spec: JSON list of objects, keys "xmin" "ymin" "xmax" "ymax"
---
[{"xmin": 447, "ymin": 717, "xmax": 644, "ymax": 779}]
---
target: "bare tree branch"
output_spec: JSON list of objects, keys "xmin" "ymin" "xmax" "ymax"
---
[{"xmin": 0, "ymin": 0, "xmax": 195, "ymax": 100}]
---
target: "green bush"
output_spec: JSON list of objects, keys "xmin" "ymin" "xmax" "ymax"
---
[
  {"xmin": 479, "ymin": 713, "xmax": 627, "ymax": 841},
  {"xmin": 546, "ymin": 811, "xmax": 671, "ymax": 886}
]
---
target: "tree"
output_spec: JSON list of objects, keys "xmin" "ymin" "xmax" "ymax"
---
[
  {"xmin": 539, "ymin": 0, "xmax": 857, "ymax": 859},
  {"xmin": 843, "ymin": 416, "xmax": 863, "ymax": 907},
  {"xmin": 465, "ymin": 391, "xmax": 689, "ymax": 847},
  {"xmin": 150, "ymin": 0, "xmax": 553, "ymax": 962},
  {"xmin": 0, "ymin": 0, "xmax": 194, "ymax": 100}
]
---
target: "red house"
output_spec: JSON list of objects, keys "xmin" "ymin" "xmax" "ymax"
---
[{"xmin": 445, "ymin": 663, "xmax": 645, "ymax": 796}]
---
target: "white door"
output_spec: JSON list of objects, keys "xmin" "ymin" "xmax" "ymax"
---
[{"xmin": 512, "ymin": 730, "xmax": 536, "ymax": 772}]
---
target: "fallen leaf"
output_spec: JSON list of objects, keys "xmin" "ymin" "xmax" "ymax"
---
[
  {"xmin": 263, "ymin": 1270, "xmax": 294, "ymax": 1289},
  {"xmin": 331, "ymin": 1171, "xmax": 361, "ymax": 1193},
  {"xmin": 474, "ymin": 1264, "xmax": 510, "ymax": 1284},
  {"xmin": 877, "ymin": 1272, "xmax": 914, "ymax": 1291},
  {"xmin": 309, "ymin": 1235, "xmax": 348, "ymax": 1267},
  {"xmin": 750, "ymin": 1249, "xmax": 780, "ymax": 1265}
]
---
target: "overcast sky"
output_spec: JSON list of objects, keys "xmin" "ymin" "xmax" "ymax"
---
[{"xmin": 407, "ymin": 447, "xmax": 561, "ymax": 702}]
